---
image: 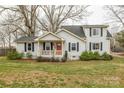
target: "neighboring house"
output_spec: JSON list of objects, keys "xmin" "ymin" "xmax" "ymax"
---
[{"xmin": 15, "ymin": 25, "xmax": 112, "ymax": 60}]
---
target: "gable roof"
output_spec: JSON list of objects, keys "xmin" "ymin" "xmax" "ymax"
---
[
  {"xmin": 15, "ymin": 36, "xmax": 37, "ymax": 43},
  {"xmin": 35, "ymin": 32, "xmax": 64, "ymax": 41},
  {"xmin": 61, "ymin": 25, "xmax": 86, "ymax": 38}
]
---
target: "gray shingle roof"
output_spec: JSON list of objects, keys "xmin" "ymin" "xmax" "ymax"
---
[
  {"xmin": 62, "ymin": 26, "xmax": 86, "ymax": 38},
  {"xmin": 15, "ymin": 36, "xmax": 37, "ymax": 42},
  {"xmin": 15, "ymin": 25, "xmax": 112, "ymax": 42},
  {"xmin": 107, "ymin": 31, "xmax": 112, "ymax": 37}
]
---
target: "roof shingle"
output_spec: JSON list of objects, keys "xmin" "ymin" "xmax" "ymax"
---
[{"xmin": 62, "ymin": 26, "xmax": 86, "ymax": 38}]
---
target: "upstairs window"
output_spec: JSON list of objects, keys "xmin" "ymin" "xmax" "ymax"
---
[{"xmin": 92, "ymin": 28, "xmax": 99, "ymax": 36}]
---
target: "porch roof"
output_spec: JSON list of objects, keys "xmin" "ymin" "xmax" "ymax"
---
[{"xmin": 35, "ymin": 32, "xmax": 64, "ymax": 41}]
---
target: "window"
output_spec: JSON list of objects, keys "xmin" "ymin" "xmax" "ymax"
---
[
  {"xmin": 93, "ymin": 43, "xmax": 99, "ymax": 50},
  {"xmin": 28, "ymin": 43, "xmax": 31, "ymax": 51},
  {"xmin": 45, "ymin": 42, "xmax": 51, "ymax": 50},
  {"xmin": 71, "ymin": 43, "xmax": 76, "ymax": 51},
  {"xmin": 93, "ymin": 28, "xmax": 99, "ymax": 36}
]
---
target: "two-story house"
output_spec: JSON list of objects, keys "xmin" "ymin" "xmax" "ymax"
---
[{"xmin": 15, "ymin": 25, "xmax": 112, "ymax": 60}]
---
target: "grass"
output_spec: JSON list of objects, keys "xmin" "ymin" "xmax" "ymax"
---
[{"xmin": 0, "ymin": 57, "xmax": 124, "ymax": 87}]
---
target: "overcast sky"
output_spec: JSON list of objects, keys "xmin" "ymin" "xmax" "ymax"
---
[
  {"xmin": 86, "ymin": 6, "xmax": 106, "ymax": 24},
  {"xmin": 70, "ymin": 5, "xmax": 118, "ymax": 34},
  {"xmin": 69, "ymin": 6, "xmax": 107, "ymax": 25}
]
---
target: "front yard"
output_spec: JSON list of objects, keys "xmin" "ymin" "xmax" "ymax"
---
[{"xmin": 0, "ymin": 57, "xmax": 124, "ymax": 87}]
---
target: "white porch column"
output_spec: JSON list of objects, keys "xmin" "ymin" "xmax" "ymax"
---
[
  {"xmin": 62, "ymin": 41, "xmax": 64, "ymax": 57},
  {"xmin": 37, "ymin": 41, "xmax": 40, "ymax": 57}
]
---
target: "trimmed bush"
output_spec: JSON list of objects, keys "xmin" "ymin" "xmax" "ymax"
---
[
  {"xmin": 80, "ymin": 51, "xmax": 90, "ymax": 61},
  {"xmin": 26, "ymin": 52, "xmax": 32, "ymax": 58},
  {"xmin": 94, "ymin": 51, "xmax": 100, "ymax": 60},
  {"xmin": 36, "ymin": 56, "xmax": 62, "ymax": 62},
  {"xmin": 36, "ymin": 57, "xmax": 51, "ymax": 62},
  {"xmin": 80, "ymin": 51, "xmax": 113, "ymax": 61},
  {"xmin": 7, "ymin": 51, "xmax": 24, "ymax": 60}
]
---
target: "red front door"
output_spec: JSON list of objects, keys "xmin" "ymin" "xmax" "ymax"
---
[{"xmin": 56, "ymin": 42, "xmax": 62, "ymax": 55}]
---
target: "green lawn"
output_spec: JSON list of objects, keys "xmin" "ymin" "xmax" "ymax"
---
[{"xmin": 0, "ymin": 57, "xmax": 124, "ymax": 87}]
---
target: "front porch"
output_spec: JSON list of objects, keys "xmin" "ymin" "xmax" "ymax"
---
[
  {"xmin": 37, "ymin": 41, "xmax": 64, "ymax": 58},
  {"xmin": 36, "ymin": 32, "xmax": 65, "ymax": 58}
]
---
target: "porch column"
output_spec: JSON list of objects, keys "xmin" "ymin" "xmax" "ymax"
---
[
  {"xmin": 37, "ymin": 41, "xmax": 40, "ymax": 56},
  {"xmin": 62, "ymin": 41, "xmax": 64, "ymax": 57}
]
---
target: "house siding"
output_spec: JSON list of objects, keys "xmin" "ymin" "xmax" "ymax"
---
[
  {"xmin": 83, "ymin": 27, "xmax": 110, "ymax": 54},
  {"xmin": 56, "ymin": 30, "xmax": 86, "ymax": 60},
  {"xmin": 16, "ymin": 42, "xmax": 38, "ymax": 59}
]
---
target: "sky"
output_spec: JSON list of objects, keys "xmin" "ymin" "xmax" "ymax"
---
[
  {"xmin": 86, "ymin": 6, "xmax": 106, "ymax": 24},
  {"xmin": 68, "ymin": 6, "xmax": 107, "ymax": 25},
  {"xmin": 69, "ymin": 5, "xmax": 118, "ymax": 34}
]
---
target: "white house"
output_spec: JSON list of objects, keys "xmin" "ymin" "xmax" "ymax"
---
[{"xmin": 15, "ymin": 25, "xmax": 112, "ymax": 60}]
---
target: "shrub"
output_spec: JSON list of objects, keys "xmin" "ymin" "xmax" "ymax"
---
[
  {"xmin": 26, "ymin": 52, "xmax": 32, "ymax": 58},
  {"xmin": 7, "ymin": 51, "xmax": 24, "ymax": 60},
  {"xmin": 88, "ymin": 51, "xmax": 95, "ymax": 60},
  {"xmin": 80, "ymin": 51, "xmax": 112, "ymax": 61},
  {"xmin": 61, "ymin": 51, "xmax": 68, "ymax": 62},
  {"xmin": 93, "ymin": 51, "xmax": 100, "ymax": 60},
  {"xmin": 101, "ymin": 52, "xmax": 113, "ymax": 60},
  {"xmin": 36, "ymin": 56, "xmax": 51, "ymax": 62},
  {"xmin": 80, "ymin": 51, "xmax": 90, "ymax": 61}
]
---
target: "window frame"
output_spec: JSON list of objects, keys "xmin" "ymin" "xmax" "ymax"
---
[
  {"xmin": 28, "ymin": 43, "xmax": 32, "ymax": 51},
  {"xmin": 45, "ymin": 42, "xmax": 51, "ymax": 50},
  {"xmin": 92, "ymin": 28, "xmax": 99, "ymax": 36},
  {"xmin": 92, "ymin": 43, "xmax": 100, "ymax": 50},
  {"xmin": 71, "ymin": 43, "xmax": 77, "ymax": 51}
]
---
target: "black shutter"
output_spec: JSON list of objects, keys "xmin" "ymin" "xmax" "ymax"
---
[
  {"xmin": 89, "ymin": 42, "xmax": 91, "ymax": 51},
  {"xmin": 24, "ymin": 43, "xmax": 27, "ymax": 52},
  {"xmin": 69, "ymin": 42, "xmax": 71, "ymax": 52},
  {"xmin": 101, "ymin": 28, "xmax": 103, "ymax": 37},
  {"xmin": 90, "ymin": 28, "xmax": 92, "ymax": 37},
  {"xmin": 43, "ymin": 42, "xmax": 45, "ymax": 50},
  {"xmin": 101, "ymin": 42, "xmax": 103, "ymax": 51},
  {"xmin": 77, "ymin": 42, "xmax": 79, "ymax": 52},
  {"xmin": 32, "ymin": 42, "xmax": 34, "ymax": 52},
  {"xmin": 51, "ymin": 42, "xmax": 53, "ymax": 50}
]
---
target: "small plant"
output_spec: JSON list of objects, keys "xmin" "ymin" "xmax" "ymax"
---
[
  {"xmin": 26, "ymin": 52, "xmax": 32, "ymax": 58},
  {"xmin": 61, "ymin": 51, "xmax": 68, "ymax": 62},
  {"xmin": 7, "ymin": 51, "xmax": 24, "ymax": 60}
]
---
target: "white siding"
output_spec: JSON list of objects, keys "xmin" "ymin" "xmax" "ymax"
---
[
  {"xmin": 56, "ymin": 30, "xmax": 86, "ymax": 60},
  {"xmin": 84, "ymin": 27, "xmax": 110, "ymax": 54},
  {"xmin": 16, "ymin": 42, "xmax": 38, "ymax": 58}
]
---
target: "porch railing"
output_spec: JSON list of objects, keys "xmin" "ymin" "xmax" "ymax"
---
[
  {"xmin": 41, "ymin": 50, "xmax": 62, "ymax": 55},
  {"xmin": 42, "ymin": 50, "xmax": 53, "ymax": 55}
]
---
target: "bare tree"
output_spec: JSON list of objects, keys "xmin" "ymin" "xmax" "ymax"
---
[
  {"xmin": 0, "ymin": 5, "xmax": 89, "ymax": 35},
  {"xmin": 0, "ymin": 5, "xmax": 39, "ymax": 36},
  {"xmin": 105, "ymin": 5, "xmax": 124, "ymax": 48},
  {"xmin": 105, "ymin": 5, "xmax": 124, "ymax": 28},
  {"xmin": 38, "ymin": 5, "xmax": 89, "ymax": 32}
]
